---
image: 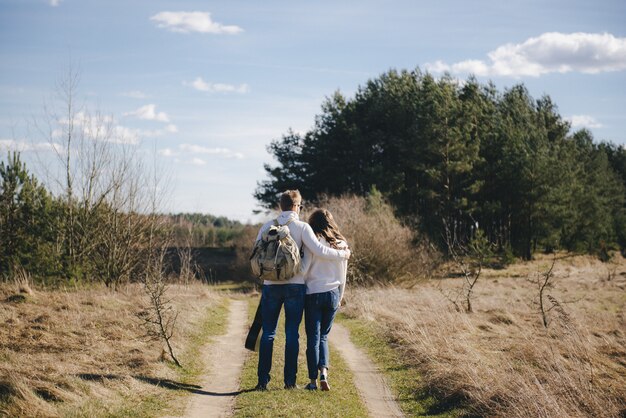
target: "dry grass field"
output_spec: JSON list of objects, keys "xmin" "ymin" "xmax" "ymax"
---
[
  {"xmin": 0, "ymin": 280, "xmax": 222, "ymax": 417},
  {"xmin": 343, "ymin": 253, "xmax": 626, "ymax": 417},
  {"xmin": 1, "ymin": 250, "xmax": 624, "ymax": 418}
]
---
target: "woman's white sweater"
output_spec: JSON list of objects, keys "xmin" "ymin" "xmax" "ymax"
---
[{"xmin": 304, "ymin": 237, "xmax": 348, "ymax": 296}]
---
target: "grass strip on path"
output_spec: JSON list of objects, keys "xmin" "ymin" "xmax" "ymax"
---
[
  {"xmin": 336, "ymin": 313, "xmax": 462, "ymax": 418},
  {"xmin": 177, "ymin": 296, "xmax": 231, "ymax": 383},
  {"xmin": 233, "ymin": 297, "xmax": 368, "ymax": 418}
]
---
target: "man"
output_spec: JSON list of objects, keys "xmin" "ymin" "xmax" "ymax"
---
[{"xmin": 255, "ymin": 190, "xmax": 350, "ymax": 390}]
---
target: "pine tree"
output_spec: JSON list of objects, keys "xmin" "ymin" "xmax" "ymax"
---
[{"xmin": 0, "ymin": 152, "xmax": 60, "ymax": 276}]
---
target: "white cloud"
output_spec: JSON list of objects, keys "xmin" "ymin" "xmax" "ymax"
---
[
  {"xmin": 425, "ymin": 32, "xmax": 626, "ymax": 78},
  {"xmin": 159, "ymin": 144, "xmax": 244, "ymax": 160},
  {"xmin": 566, "ymin": 115, "xmax": 603, "ymax": 129},
  {"xmin": 49, "ymin": 0, "xmax": 61, "ymax": 6},
  {"xmin": 158, "ymin": 148, "xmax": 177, "ymax": 157},
  {"xmin": 123, "ymin": 104, "xmax": 170, "ymax": 122},
  {"xmin": 111, "ymin": 126, "xmax": 140, "ymax": 144},
  {"xmin": 184, "ymin": 77, "xmax": 249, "ymax": 94},
  {"xmin": 57, "ymin": 112, "xmax": 140, "ymax": 144},
  {"xmin": 187, "ymin": 77, "xmax": 211, "ymax": 91},
  {"xmin": 121, "ymin": 90, "xmax": 149, "ymax": 99},
  {"xmin": 54, "ymin": 111, "xmax": 178, "ymax": 145},
  {"xmin": 425, "ymin": 60, "xmax": 451, "ymax": 73},
  {"xmin": 58, "ymin": 111, "xmax": 114, "ymax": 127},
  {"xmin": 190, "ymin": 158, "xmax": 207, "ymax": 166},
  {"xmin": 180, "ymin": 145, "xmax": 245, "ymax": 159},
  {"xmin": 179, "ymin": 144, "xmax": 231, "ymax": 154},
  {"xmin": 133, "ymin": 126, "xmax": 178, "ymax": 138},
  {"xmin": 119, "ymin": 124, "xmax": 177, "ymax": 139},
  {"xmin": 0, "ymin": 139, "xmax": 63, "ymax": 153},
  {"xmin": 150, "ymin": 11, "xmax": 243, "ymax": 35}
]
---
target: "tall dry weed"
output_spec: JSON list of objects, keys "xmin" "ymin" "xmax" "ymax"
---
[
  {"xmin": 13, "ymin": 267, "xmax": 33, "ymax": 295},
  {"xmin": 343, "ymin": 256, "xmax": 626, "ymax": 417}
]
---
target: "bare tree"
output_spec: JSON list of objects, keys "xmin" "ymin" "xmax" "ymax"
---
[
  {"xmin": 442, "ymin": 219, "xmax": 493, "ymax": 313},
  {"xmin": 536, "ymin": 255, "xmax": 557, "ymax": 328},
  {"xmin": 137, "ymin": 246, "xmax": 181, "ymax": 367},
  {"xmin": 32, "ymin": 64, "xmax": 82, "ymax": 274},
  {"xmin": 530, "ymin": 253, "xmax": 581, "ymax": 328},
  {"xmin": 137, "ymin": 154, "xmax": 180, "ymax": 366}
]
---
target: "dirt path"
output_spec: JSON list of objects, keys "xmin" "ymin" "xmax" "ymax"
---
[
  {"xmin": 182, "ymin": 299, "xmax": 248, "ymax": 418},
  {"xmin": 331, "ymin": 323, "xmax": 404, "ymax": 418}
]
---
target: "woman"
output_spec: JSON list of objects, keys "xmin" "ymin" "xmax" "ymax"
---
[{"xmin": 303, "ymin": 208, "xmax": 349, "ymax": 391}]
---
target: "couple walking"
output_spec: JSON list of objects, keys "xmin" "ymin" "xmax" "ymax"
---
[{"xmin": 254, "ymin": 190, "xmax": 351, "ymax": 391}]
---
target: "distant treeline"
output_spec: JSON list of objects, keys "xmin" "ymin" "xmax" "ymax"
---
[
  {"xmin": 256, "ymin": 69, "xmax": 626, "ymax": 259},
  {"xmin": 0, "ymin": 153, "xmax": 250, "ymax": 283},
  {"xmin": 167, "ymin": 213, "xmax": 247, "ymax": 248}
]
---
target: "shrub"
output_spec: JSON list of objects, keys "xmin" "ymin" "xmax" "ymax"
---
[
  {"xmin": 232, "ymin": 224, "xmax": 263, "ymax": 282},
  {"xmin": 313, "ymin": 190, "xmax": 438, "ymax": 284}
]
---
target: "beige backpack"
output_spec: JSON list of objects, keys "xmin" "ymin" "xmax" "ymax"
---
[{"xmin": 250, "ymin": 220, "xmax": 301, "ymax": 281}]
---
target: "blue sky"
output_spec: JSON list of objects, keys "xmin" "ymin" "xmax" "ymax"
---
[{"xmin": 1, "ymin": 0, "xmax": 625, "ymax": 222}]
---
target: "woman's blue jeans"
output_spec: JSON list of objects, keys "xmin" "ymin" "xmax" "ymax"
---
[
  {"xmin": 257, "ymin": 284, "xmax": 306, "ymax": 387},
  {"xmin": 304, "ymin": 287, "xmax": 340, "ymax": 380}
]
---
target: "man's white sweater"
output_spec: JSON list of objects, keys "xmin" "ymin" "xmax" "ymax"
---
[{"xmin": 255, "ymin": 211, "xmax": 348, "ymax": 285}]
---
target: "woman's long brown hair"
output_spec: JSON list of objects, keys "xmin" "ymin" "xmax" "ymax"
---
[{"xmin": 308, "ymin": 209, "xmax": 346, "ymax": 249}]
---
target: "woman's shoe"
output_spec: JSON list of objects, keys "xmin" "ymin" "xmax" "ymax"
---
[{"xmin": 320, "ymin": 375, "xmax": 330, "ymax": 391}]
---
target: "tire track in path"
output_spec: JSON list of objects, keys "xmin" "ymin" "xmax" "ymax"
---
[
  {"xmin": 182, "ymin": 299, "xmax": 248, "ymax": 418},
  {"xmin": 331, "ymin": 323, "xmax": 404, "ymax": 418}
]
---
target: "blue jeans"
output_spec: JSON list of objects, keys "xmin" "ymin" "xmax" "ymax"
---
[
  {"xmin": 258, "ymin": 284, "xmax": 306, "ymax": 387},
  {"xmin": 304, "ymin": 287, "xmax": 340, "ymax": 380}
]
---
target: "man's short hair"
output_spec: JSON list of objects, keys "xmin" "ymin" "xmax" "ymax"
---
[{"xmin": 279, "ymin": 190, "xmax": 302, "ymax": 211}]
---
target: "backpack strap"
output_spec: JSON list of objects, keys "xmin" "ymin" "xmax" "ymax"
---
[{"xmin": 275, "ymin": 217, "xmax": 295, "ymax": 227}]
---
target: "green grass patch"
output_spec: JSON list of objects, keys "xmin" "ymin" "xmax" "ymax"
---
[
  {"xmin": 337, "ymin": 313, "xmax": 462, "ymax": 418},
  {"xmin": 233, "ymin": 297, "xmax": 368, "ymax": 418},
  {"xmin": 60, "ymin": 393, "xmax": 168, "ymax": 418},
  {"xmin": 114, "ymin": 394, "xmax": 168, "ymax": 417}
]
